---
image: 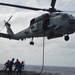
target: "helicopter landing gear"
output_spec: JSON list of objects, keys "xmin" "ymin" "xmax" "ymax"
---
[
  {"xmin": 64, "ymin": 35, "xmax": 69, "ymax": 41},
  {"xmin": 30, "ymin": 41, "xmax": 34, "ymax": 45},
  {"xmin": 30, "ymin": 38, "xmax": 34, "ymax": 45}
]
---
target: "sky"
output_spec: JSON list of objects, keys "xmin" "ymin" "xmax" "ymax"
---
[{"xmin": 0, "ymin": 0, "xmax": 75, "ymax": 67}]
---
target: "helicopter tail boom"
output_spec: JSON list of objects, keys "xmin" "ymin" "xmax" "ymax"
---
[{"xmin": 0, "ymin": 33, "xmax": 18, "ymax": 40}]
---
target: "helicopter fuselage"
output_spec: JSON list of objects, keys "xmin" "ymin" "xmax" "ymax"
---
[
  {"xmin": 0, "ymin": 12, "xmax": 75, "ymax": 45},
  {"xmin": 14, "ymin": 13, "xmax": 75, "ymax": 41}
]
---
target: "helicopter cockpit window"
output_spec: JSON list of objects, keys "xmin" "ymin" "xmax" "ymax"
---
[
  {"xmin": 30, "ymin": 18, "xmax": 35, "ymax": 26},
  {"xmin": 62, "ymin": 14, "xmax": 70, "ymax": 19}
]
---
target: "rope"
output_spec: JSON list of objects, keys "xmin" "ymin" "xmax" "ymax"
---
[
  {"xmin": 39, "ymin": 36, "xmax": 45, "ymax": 74},
  {"xmin": 35, "ymin": 32, "xmax": 45, "ymax": 75}
]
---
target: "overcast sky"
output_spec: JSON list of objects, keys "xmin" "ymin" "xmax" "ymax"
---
[{"xmin": 0, "ymin": 0, "xmax": 75, "ymax": 67}]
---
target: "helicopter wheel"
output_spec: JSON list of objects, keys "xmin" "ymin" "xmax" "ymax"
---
[
  {"xmin": 64, "ymin": 35, "xmax": 69, "ymax": 41},
  {"xmin": 30, "ymin": 41, "xmax": 34, "ymax": 45},
  {"xmin": 30, "ymin": 37, "xmax": 34, "ymax": 45}
]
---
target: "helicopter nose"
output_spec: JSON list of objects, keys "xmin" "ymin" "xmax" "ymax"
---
[{"xmin": 69, "ymin": 19, "xmax": 75, "ymax": 25}]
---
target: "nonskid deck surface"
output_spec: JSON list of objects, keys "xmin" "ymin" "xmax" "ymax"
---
[
  {"xmin": 0, "ymin": 71, "xmax": 45, "ymax": 75},
  {"xmin": 0, "ymin": 70, "xmax": 63, "ymax": 75}
]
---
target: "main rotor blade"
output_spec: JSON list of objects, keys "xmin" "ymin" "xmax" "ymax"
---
[
  {"xmin": 58, "ymin": 10, "xmax": 75, "ymax": 13},
  {"xmin": 0, "ymin": 2, "xmax": 47, "ymax": 11},
  {"xmin": 51, "ymin": 0, "xmax": 56, "ymax": 8}
]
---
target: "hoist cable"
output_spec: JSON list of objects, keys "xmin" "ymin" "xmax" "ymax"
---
[
  {"xmin": 39, "ymin": 35, "xmax": 45, "ymax": 74},
  {"xmin": 36, "ymin": 32, "xmax": 45, "ymax": 75}
]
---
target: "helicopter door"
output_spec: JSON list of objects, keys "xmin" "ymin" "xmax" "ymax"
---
[{"xmin": 43, "ymin": 19, "xmax": 49, "ymax": 31}]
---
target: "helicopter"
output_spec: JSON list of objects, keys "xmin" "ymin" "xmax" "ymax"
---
[{"xmin": 0, "ymin": 0, "xmax": 75, "ymax": 45}]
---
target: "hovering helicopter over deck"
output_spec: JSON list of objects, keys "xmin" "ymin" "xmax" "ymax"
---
[{"xmin": 0, "ymin": 0, "xmax": 75, "ymax": 45}]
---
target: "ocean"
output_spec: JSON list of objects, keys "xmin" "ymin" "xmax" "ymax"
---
[{"xmin": 0, "ymin": 64, "xmax": 75, "ymax": 75}]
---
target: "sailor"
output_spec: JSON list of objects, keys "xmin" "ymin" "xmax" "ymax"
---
[
  {"xmin": 14, "ymin": 59, "xmax": 20, "ymax": 72},
  {"xmin": 4, "ymin": 60, "xmax": 10, "ymax": 74},
  {"xmin": 8, "ymin": 58, "xmax": 15, "ymax": 75},
  {"xmin": 16, "ymin": 61, "xmax": 24, "ymax": 75}
]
